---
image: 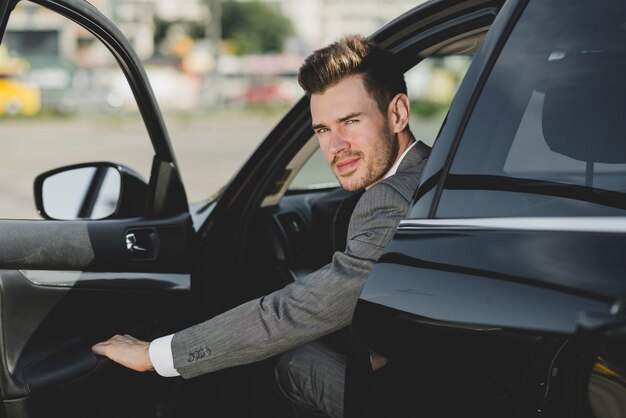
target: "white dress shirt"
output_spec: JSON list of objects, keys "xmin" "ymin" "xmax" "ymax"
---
[
  {"xmin": 148, "ymin": 140, "xmax": 419, "ymax": 377},
  {"xmin": 383, "ymin": 141, "xmax": 416, "ymax": 180}
]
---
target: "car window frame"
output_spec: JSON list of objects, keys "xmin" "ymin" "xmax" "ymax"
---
[{"xmin": 405, "ymin": 0, "xmax": 526, "ymax": 219}]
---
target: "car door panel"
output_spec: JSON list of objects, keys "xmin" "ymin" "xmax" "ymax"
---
[
  {"xmin": 348, "ymin": 0, "xmax": 626, "ymax": 415},
  {"xmin": 0, "ymin": 271, "xmax": 194, "ymax": 418},
  {"xmin": 355, "ymin": 223, "xmax": 624, "ymax": 341},
  {"xmin": 366, "ymin": 225, "xmax": 625, "ymax": 311},
  {"xmin": 0, "ymin": 215, "xmax": 194, "ymax": 403},
  {"xmin": 0, "ymin": 0, "xmax": 195, "ymax": 416},
  {"xmin": 0, "ymin": 267, "xmax": 192, "ymax": 398},
  {"xmin": 0, "ymin": 214, "xmax": 193, "ymax": 272},
  {"xmin": 351, "ymin": 223, "xmax": 625, "ymax": 416}
]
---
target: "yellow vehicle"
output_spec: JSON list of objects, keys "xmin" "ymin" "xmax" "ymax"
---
[
  {"xmin": 0, "ymin": 77, "xmax": 41, "ymax": 116},
  {"xmin": 0, "ymin": 46, "xmax": 41, "ymax": 116}
]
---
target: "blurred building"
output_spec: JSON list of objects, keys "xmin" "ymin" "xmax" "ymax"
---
[
  {"xmin": 109, "ymin": 0, "xmax": 427, "ymax": 54},
  {"xmin": 111, "ymin": 0, "xmax": 210, "ymax": 59},
  {"xmin": 1, "ymin": 0, "xmax": 430, "ymax": 111},
  {"xmin": 4, "ymin": 0, "xmax": 428, "ymax": 61},
  {"xmin": 274, "ymin": 0, "xmax": 427, "ymax": 50}
]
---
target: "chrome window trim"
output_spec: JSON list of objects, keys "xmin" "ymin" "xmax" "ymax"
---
[{"xmin": 399, "ymin": 217, "xmax": 626, "ymax": 233}]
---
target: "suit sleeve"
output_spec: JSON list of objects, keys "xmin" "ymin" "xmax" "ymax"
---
[{"xmin": 171, "ymin": 182, "xmax": 410, "ymax": 379}]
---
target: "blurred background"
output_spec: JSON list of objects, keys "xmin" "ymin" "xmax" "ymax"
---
[{"xmin": 0, "ymin": 0, "xmax": 470, "ymax": 218}]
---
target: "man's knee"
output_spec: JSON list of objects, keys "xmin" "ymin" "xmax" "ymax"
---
[
  {"xmin": 275, "ymin": 342, "xmax": 345, "ymax": 418},
  {"xmin": 275, "ymin": 349, "xmax": 308, "ymax": 403}
]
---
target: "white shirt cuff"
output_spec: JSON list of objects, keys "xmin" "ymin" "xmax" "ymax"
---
[{"xmin": 148, "ymin": 334, "xmax": 180, "ymax": 377}]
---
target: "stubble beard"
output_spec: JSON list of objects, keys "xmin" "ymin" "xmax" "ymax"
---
[{"xmin": 333, "ymin": 128, "xmax": 399, "ymax": 192}]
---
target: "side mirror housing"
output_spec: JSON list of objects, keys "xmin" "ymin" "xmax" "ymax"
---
[{"xmin": 34, "ymin": 162, "xmax": 148, "ymax": 220}]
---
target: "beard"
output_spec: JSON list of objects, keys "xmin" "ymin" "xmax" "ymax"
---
[{"xmin": 332, "ymin": 127, "xmax": 399, "ymax": 192}]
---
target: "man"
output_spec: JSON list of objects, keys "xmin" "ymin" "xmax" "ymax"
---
[{"xmin": 93, "ymin": 35, "xmax": 430, "ymax": 418}]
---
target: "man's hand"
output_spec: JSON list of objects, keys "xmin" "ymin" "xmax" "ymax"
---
[
  {"xmin": 92, "ymin": 334, "xmax": 154, "ymax": 372},
  {"xmin": 370, "ymin": 351, "xmax": 389, "ymax": 372}
]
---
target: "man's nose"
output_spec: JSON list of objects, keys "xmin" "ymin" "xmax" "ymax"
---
[{"xmin": 328, "ymin": 129, "xmax": 350, "ymax": 154}]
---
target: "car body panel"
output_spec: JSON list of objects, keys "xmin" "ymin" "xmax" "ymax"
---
[
  {"xmin": 351, "ymin": 0, "xmax": 626, "ymax": 416},
  {"xmin": 358, "ymin": 220, "xmax": 625, "ymax": 334}
]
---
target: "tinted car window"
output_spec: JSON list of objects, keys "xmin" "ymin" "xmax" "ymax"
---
[{"xmin": 436, "ymin": 0, "xmax": 626, "ymax": 218}]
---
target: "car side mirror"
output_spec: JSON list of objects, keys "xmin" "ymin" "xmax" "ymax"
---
[{"xmin": 34, "ymin": 162, "xmax": 148, "ymax": 220}]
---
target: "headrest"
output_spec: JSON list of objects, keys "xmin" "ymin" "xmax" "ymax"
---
[{"xmin": 541, "ymin": 52, "xmax": 626, "ymax": 164}]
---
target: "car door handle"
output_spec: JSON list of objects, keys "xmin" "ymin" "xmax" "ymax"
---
[
  {"xmin": 125, "ymin": 229, "xmax": 159, "ymax": 259},
  {"xmin": 577, "ymin": 295, "xmax": 626, "ymax": 334},
  {"xmin": 577, "ymin": 310, "xmax": 626, "ymax": 332},
  {"xmin": 126, "ymin": 233, "xmax": 147, "ymax": 252}
]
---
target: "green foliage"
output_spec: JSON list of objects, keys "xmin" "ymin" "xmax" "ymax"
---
[
  {"xmin": 221, "ymin": 0, "xmax": 294, "ymax": 55},
  {"xmin": 154, "ymin": 17, "xmax": 205, "ymax": 45},
  {"xmin": 410, "ymin": 100, "xmax": 450, "ymax": 118}
]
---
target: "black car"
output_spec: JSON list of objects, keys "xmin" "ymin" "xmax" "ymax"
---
[
  {"xmin": 0, "ymin": 0, "xmax": 623, "ymax": 417},
  {"xmin": 348, "ymin": 0, "xmax": 626, "ymax": 417}
]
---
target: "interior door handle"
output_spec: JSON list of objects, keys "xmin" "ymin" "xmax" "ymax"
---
[
  {"xmin": 125, "ymin": 229, "xmax": 159, "ymax": 259},
  {"xmin": 126, "ymin": 233, "xmax": 147, "ymax": 253}
]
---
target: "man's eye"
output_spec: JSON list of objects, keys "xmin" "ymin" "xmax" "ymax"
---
[
  {"xmin": 316, "ymin": 128, "xmax": 329, "ymax": 134},
  {"xmin": 346, "ymin": 119, "xmax": 358, "ymax": 125}
]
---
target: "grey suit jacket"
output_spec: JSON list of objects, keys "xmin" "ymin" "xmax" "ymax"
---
[{"xmin": 172, "ymin": 142, "xmax": 430, "ymax": 378}]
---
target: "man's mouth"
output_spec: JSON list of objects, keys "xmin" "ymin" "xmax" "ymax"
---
[{"xmin": 334, "ymin": 157, "xmax": 360, "ymax": 175}]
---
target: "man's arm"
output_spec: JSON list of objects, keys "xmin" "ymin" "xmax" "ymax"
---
[
  {"xmin": 172, "ymin": 182, "xmax": 410, "ymax": 378},
  {"xmin": 92, "ymin": 181, "xmax": 410, "ymax": 378}
]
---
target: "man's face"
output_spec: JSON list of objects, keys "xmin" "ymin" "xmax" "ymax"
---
[{"xmin": 310, "ymin": 75, "xmax": 398, "ymax": 191}]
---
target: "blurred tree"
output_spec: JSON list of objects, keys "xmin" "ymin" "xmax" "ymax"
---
[
  {"xmin": 221, "ymin": 0, "xmax": 294, "ymax": 54},
  {"xmin": 154, "ymin": 17, "xmax": 205, "ymax": 46}
]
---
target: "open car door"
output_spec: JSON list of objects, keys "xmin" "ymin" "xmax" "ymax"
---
[{"xmin": 0, "ymin": 0, "xmax": 197, "ymax": 416}]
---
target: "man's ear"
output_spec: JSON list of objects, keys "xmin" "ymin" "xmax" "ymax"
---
[{"xmin": 388, "ymin": 93, "xmax": 410, "ymax": 133}]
